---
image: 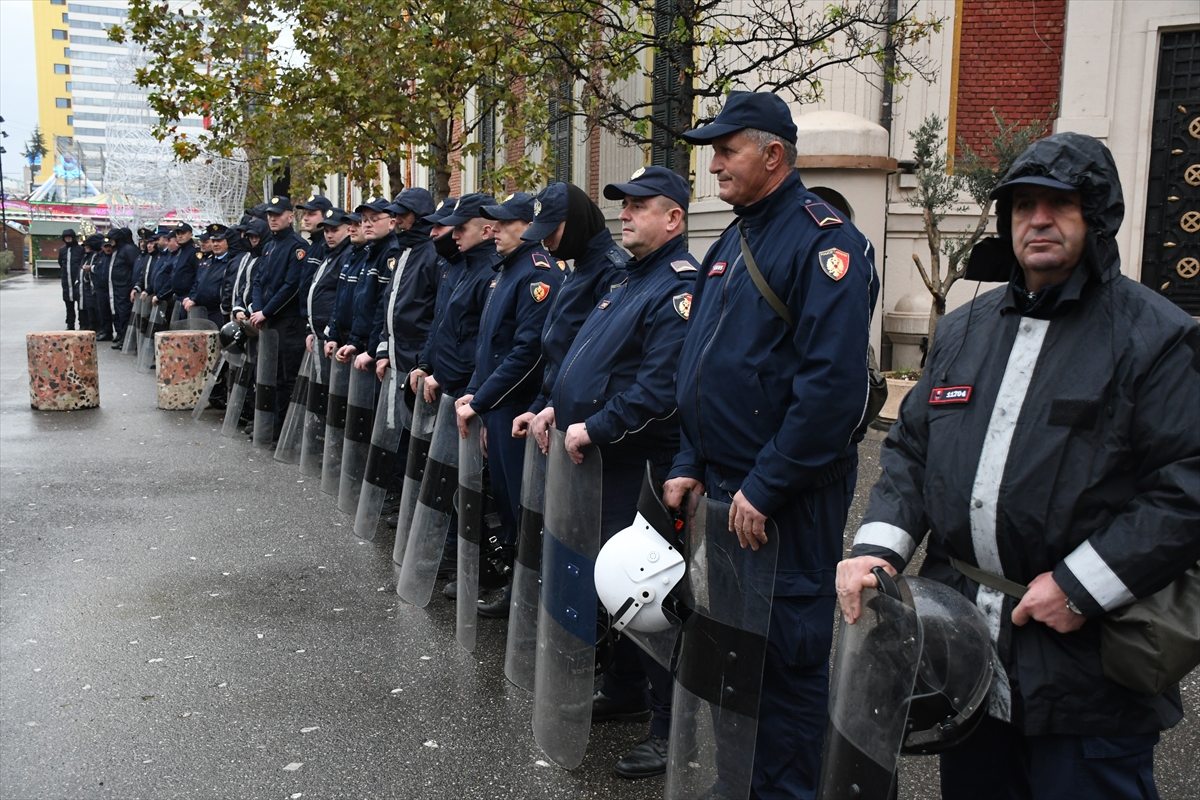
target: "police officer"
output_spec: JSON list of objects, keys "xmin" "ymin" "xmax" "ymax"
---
[
  {"xmin": 408, "ymin": 193, "xmax": 498, "ymax": 403},
  {"xmin": 107, "ymin": 227, "xmax": 138, "ymax": 348},
  {"xmin": 228, "ymin": 218, "xmax": 269, "ymax": 322},
  {"xmin": 296, "ymin": 194, "xmax": 332, "ymax": 323},
  {"xmin": 183, "ymin": 224, "xmax": 234, "ymax": 327},
  {"xmin": 407, "ymin": 198, "xmax": 464, "ymax": 387},
  {"xmin": 79, "ymin": 233, "xmax": 104, "ymax": 332},
  {"xmin": 150, "ymin": 228, "xmax": 179, "ymax": 320},
  {"xmin": 305, "ymin": 208, "xmax": 357, "ymax": 355},
  {"xmin": 536, "ymin": 167, "xmax": 697, "ymax": 778},
  {"xmin": 454, "ymin": 191, "xmax": 562, "ymax": 613},
  {"xmin": 324, "ymin": 195, "xmax": 396, "ymax": 370},
  {"xmin": 170, "ymin": 222, "xmax": 201, "ymax": 323},
  {"xmin": 517, "ymin": 182, "xmax": 626, "ymax": 441},
  {"xmin": 249, "ymin": 196, "xmax": 311, "ymax": 439},
  {"xmin": 93, "ymin": 235, "xmax": 114, "ymax": 340},
  {"xmin": 662, "ymin": 92, "xmax": 879, "ymax": 799},
  {"xmin": 58, "ymin": 230, "xmax": 84, "ymax": 330}
]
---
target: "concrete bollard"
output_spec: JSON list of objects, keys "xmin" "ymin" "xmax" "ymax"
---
[
  {"xmin": 27, "ymin": 331, "xmax": 100, "ymax": 411},
  {"xmin": 156, "ymin": 330, "xmax": 220, "ymax": 410}
]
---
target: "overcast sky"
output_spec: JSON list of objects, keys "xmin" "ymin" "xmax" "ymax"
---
[{"xmin": 1, "ymin": 0, "xmax": 38, "ymax": 187}]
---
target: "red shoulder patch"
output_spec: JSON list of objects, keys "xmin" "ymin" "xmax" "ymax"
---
[
  {"xmin": 708, "ymin": 261, "xmax": 727, "ymax": 277},
  {"xmin": 818, "ymin": 248, "xmax": 849, "ymax": 281},
  {"xmin": 530, "ymin": 282, "xmax": 550, "ymax": 303},
  {"xmin": 929, "ymin": 386, "xmax": 972, "ymax": 405}
]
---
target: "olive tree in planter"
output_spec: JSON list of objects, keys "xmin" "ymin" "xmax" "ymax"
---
[{"xmin": 908, "ymin": 111, "xmax": 1048, "ymax": 350}]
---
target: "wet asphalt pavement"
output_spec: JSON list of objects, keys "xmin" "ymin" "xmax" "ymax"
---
[{"xmin": 1, "ymin": 272, "xmax": 1196, "ymax": 800}]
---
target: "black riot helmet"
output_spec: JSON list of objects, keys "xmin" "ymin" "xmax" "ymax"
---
[{"xmin": 219, "ymin": 319, "xmax": 249, "ymax": 354}]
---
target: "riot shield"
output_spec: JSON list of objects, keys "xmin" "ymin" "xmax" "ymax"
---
[
  {"xmin": 455, "ymin": 416, "xmax": 486, "ymax": 652},
  {"xmin": 137, "ymin": 304, "xmax": 166, "ymax": 374},
  {"xmin": 532, "ymin": 427, "xmax": 603, "ymax": 770},
  {"xmin": 354, "ymin": 367, "xmax": 410, "ymax": 540},
  {"xmin": 320, "ymin": 358, "xmax": 351, "ymax": 495},
  {"xmin": 274, "ymin": 349, "xmax": 313, "ymax": 464},
  {"xmin": 171, "ymin": 305, "xmax": 219, "ymax": 331},
  {"xmin": 191, "ymin": 352, "xmax": 227, "ymax": 421},
  {"xmin": 121, "ymin": 295, "xmax": 140, "ymax": 354},
  {"xmin": 168, "ymin": 300, "xmax": 184, "ymax": 328},
  {"xmin": 252, "ymin": 328, "xmax": 279, "ymax": 448},
  {"xmin": 504, "ymin": 435, "xmax": 547, "ymax": 691},
  {"xmin": 395, "ymin": 395, "xmax": 459, "ymax": 607},
  {"xmin": 300, "ymin": 348, "xmax": 330, "ymax": 478},
  {"xmin": 221, "ymin": 340, "xmax": 256, "ymax": 438},
  {"xmin": 337, "ymin": 366, "xmax": 377, "ymax": 514},
  {"xmin": 663, "ymin": 494, "xmax": 779, "ymax": 800},
  {"xmin": 817, "ymin": 579, "xmax": 921, "ymax": 800},
  {"xmin": 392, "ymin": 378, "xmax": 437, "ymax": 565}
]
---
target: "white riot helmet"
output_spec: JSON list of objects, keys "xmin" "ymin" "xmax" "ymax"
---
[{"xmin": 595, "ymin": 465, "xmax": 686, "ymax": 634}]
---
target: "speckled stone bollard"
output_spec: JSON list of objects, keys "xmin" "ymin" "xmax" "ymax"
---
[
  {"xmin": 27, "ymin": 331, "xmax": 100, "ymax": 411},
  {"xmin": 156, "ymin": 330, "xmax": 220, "ymax": 410}
]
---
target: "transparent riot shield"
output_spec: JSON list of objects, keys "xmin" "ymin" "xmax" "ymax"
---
[
  {"xmin": 816, "ymin": 580, "xmax": 922, "ymax": 800},
  {"xmin": 274, "ymin": 349, "xmax": 313, "ymax": 464},
  {"xmin": 300, "ymin": 348, "xmax": 330, "ymax": 478},
  {"xmin": 137, "ymin": 303, "xmax": 166, "ymax": 374},
  {"xmin": 321, "ymin": 358, "xmax": 351, "ymax": 495},
  {"xmin": 532, "ymin": 427, "xmax": 603, "ymax": 770},
  {"xmin": 337, "ymin": 366, "xmax": 377, "ymax": 514},
  {"xmin": 663, "ymin": 494, "xmax": 779, "ymax": 800},
  {"xmin": 167, "ymin": 300, "xmax": 185, "ymax": 328},
  {"xmin": 252, "ymin": 328, "xmax": 279, "ymax": 448},
  {"xmin": 396, "ymin": 395, "xmax": 459, "ymax": 607},
  {"xmin": 354, "ymin": 367, "xmax": 410, "ymax": 540},
  {"xmin": 191, "ymin": 352, "xmax": 227, "ymax": 421},
  {"xmin": 456, "ymin": 416, "xmax": 486, "ymax": 652},
  {"xmin": 121, "ymin": 295, "xmax": 140, "ymax": 354},
  {"xmin": 221, "ymin": 340, "xmax": 256, "ymax": 438},
  {"xmin": 172, "ymin": 305, "xmax": 218, "ymax": 331},
  {"xmin": 392, "ymin": 378, "xmax": 437, "ymax": 565},
  {"xmin": 504, "ymin": 435, "xmax": 547, "ymax": 691}
]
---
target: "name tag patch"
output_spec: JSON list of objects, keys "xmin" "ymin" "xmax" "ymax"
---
[
  {"xmin": 709, "ymin": 261, "xmax": 727, "ymax": 277},
  {"xmin": 929, "ymin": 386, "xmax": 972, "ymax": 405}
]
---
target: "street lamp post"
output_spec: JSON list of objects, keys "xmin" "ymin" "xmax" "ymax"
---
[{"xmin": 0, "ymin": 116, "xmax": 8, "ymax": 251}]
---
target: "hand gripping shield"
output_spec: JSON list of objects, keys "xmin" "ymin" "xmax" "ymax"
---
[
  {"xmin": 392, "ymin": 377, "xmax": 437, "ymax": 565},
  {"xmin": 663, "ymin": 493, "xmax": 778, "ymax": 800},
  {"xmin": 300, "ymin": 348, "xmax": 330, "ymax": 477},
  {"xmin": 221, "ymin": 338, "xmax": 257, "ymax": 438},
  {"xmin": 455, "ymin": 416, "xmax": 486, "ymax": 651},
  {"xmin": 337, "ymin": 366, "xmax": 378, "ymax": 514},
  {"xmin": 817, "ymin": 574, "xmax": 992, "ymax": 800},
  {"xmin": 321, "ymin": 358, "xmax": 352, "ymax": 495},
  {"xmin": 532, "ymin": 427, "xmax": 603, "ymax": 769},
  {"xmin": 354, "ymin": 367, "xmax": 411, "ymax": 540},
  {"xmin": 252, "ymin": 328, "xmax": 279, "ymax": 448},
  {"xmin": 503, "ymin": 435, "xmax": 547, "ymax": 691},
  {"xmin": 395, "ymin": 394, "xmax": 459, "ymax": 606},
  {"xmin": 274, "ymin": 349, "xmax": 313, "ymax": 464}
]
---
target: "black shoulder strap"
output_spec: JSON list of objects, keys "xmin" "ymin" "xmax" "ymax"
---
[{"xmin": 737, "ymin": 221, "xmax": 792, "ymax": 328}]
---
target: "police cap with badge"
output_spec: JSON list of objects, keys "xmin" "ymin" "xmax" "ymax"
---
[
  {"xmin": 295, "ymin": 194, "xmax": 332, "ymax": 213},
  {"xmin": 680, "ymin": 90, "xmax": 798, "ymax": 145},
  {"xmin": 481, "ymin": 192, "xmax": 536, "ymax": 223},
  {"xmin": 317, "ymin": 207, "xmax": 358, "ymax": 228},
  {"xmin": 423, "ymin": 197, "xmax": 459, "ymax": 226},
  {"xmin": 521, "ymin": 182, "xmax": 568, "ymax": 242},
  {"xmin": 355, "ymin": 195, "xmax": 393, "ymax": 215},
  {"xmin": 438, "ymin": 193, "xmax": 497, "ymax": 226},
  {"xmin": 263, "ymin": 196, "xmax": 293, "ymax": 213},
  {"xmin": 603, "ymin": 166, "xmax": 691, "ymax": 211},
  {"xmin": 206, "ymin": 223, "xmax": 231, "ymax": 241},
  {"xmin": 174, "ymin": 221, "xmax": 194, "ymax": 234}
]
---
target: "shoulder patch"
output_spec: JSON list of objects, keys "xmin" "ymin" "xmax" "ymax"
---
[
  {"xmin": 670, "ymin": 260, "xmax": 697, "ymax": 273},
  {"xmin": 532, "ymin": 252, "xmax": 552, "ymax": 270},
  {"xmin": 296, "ymin": 249, "xmax": 307, "ymax": 260},
  {"xmin": 672, "ymin": 292, "xmax": 692, "ymax": 320},
  {"xmin": 530, "ymin": 282, "xmax": 551, "ymax": 303},
  {"xmin": 708, "ymin": 261, "xmax": 727, "ymax": 277},
  {"xmin": 818, "ymin": 248, "xmax": 850, "ymax": 281},
  {"xmin": 387, "ymin": 257, "xmax": 396, "ymax": 271},
  {"xmin": 804, "ymin": 202, "xmax": 844, "ymax": 228},
  {"xmin": 557, "ymin": 260, "xmax": 568, "ymax": 272}
]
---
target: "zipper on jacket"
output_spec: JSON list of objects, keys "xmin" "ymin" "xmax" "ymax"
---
[{"xmin": 693, "ymin": 255, "xmax": 734, "ymax": 464}]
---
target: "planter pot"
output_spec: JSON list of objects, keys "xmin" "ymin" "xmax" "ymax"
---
[{"xmin": 877, "ymin": 378, "xmax": 917, "ymax": 425}]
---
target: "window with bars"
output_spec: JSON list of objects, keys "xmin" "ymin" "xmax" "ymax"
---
[
  {"xmin": 548, "ymin": 80, "xmax": 573, "ymax": 184},
  {"xmin": 651, "ymin": 0, "xmax": 682, "ymax": 171},
  {"xmin": 479, "ymin": 106, "xmax": 497, "ymax": 190}
]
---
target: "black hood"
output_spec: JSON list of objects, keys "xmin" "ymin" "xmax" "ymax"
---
[
  {"xmin": 111, "ymin": 227, "xmax": 135, "ymax": 245},
  {"xmin": 551, "ymin": 183, "xmax": 606, "ymax": 262},
  {"xmin": 61, "ymin": 229, "xmax": 78, "ymax": 243},
  {"xmin": 967, "ymin": 132, "xmax": 1124, "ymax": 284},
  {"xmin": 243, "ymin": 219, "xmax": 270, "ymax": 256}
]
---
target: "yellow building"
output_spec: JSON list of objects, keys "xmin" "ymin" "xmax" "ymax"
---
[{"xmin": 31, "ymin": 0, "xmax": 75, "ymax": 186}]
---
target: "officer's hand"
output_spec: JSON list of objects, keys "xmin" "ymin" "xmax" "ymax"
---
[
  {"xmin": 375, "ymin": 358, "xmax": 389, "ymax": 381},
  {"xmin": 129, "ymin": 290, "xmax": 137, "ymax": 302},
  {"xmin": 182, "ymin": 298, "xmax": 194, "ymax": 311},
  {"xmin": 409, "ymin": 368, "xmax": 428, "ymax": 394},
  {"xmin": 141, "ymin": 291, "xmax": 148, "ymax": 300},
  {"xmin": 511, "ymin": 411, "xmax": 536, "ymax": 439},
  {"xmin": 480, "ymin": 425, "xmax": 488, "ymax": 459},
  {"xmin": 305, "ymin": 333, "xmax": 314, "ymax": 353},
  {"xmin": 456, "ymin": 395, "xmax": 477, "ymax": 439},
  {"xmin": 564, "ymin": 422, "xmax": 591, "ymax": 465},
  {"xmin": 151, "ymin": 296, "xmax": 159, "ymax": 305},
  {"xmin": 531, "ymin": 408, "xmax": 555, "ymax": 455},
  {"xmin": 836, "ymin": 556, "xmax": 896, "ymax": 625},
  {"xmin": 663, "ymin": 478, "xmax": 704, "ymax": 511},
  {"xmin": 234, "ymin": 310, "xmax": 246, "ymax": 321},
  {"xmin": 335, "ymin": 344, "xmax": 357, "ymax": 363},
  {"xmin": 249, "ymin": 311, "xmax": 267, "ymax": 329},
  {"xmin": 423, "ymin": 375, "xmax": 440, "ymax": 404},
  {"xmin": 323, "ymin": 340, "xmax": 338, "ymax": 358},
  {"xmin": 1012, "ymin": 571, "xmax": 1087, "ymax": 634},
  {"xmin": 729, "ymin": 491, "xmax": 770, "ymax": 551},
  {"xmin": 353, "ymin": 352, "xmax": 374, "ymax": 371}
]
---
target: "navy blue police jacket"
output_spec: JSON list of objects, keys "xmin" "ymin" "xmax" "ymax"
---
[
  {"xmin": 298, "ymin": 236, "xmax": 328, "ymax": 319},
  {"xmin": 132, "ymin": 250, "xmax": 154, "ymax": 294},
  {"xmin": 306, "ymin": 237, "xmax": 351, "ymax": 340},
  {"xmin": 671, "ymin": 170, "xmax": 879, "ymax": 594},
  {"xmin": 420, "ymin": 239, "xmax": 498, "ymax": 396},
  {"xmin": 226, "ymin": 251, "xmax": 257, "ymax": 316},
  {"xmin": 530, "ymin": 228, "xmax": 626, "ymax": 414},
  {"xmin": 552, "ymin": 234, "xmax": 696, "ymax": 466},
  {"xmin": 109, "ymin": 241, "xmax": 138, "ymax": 297},
  {"xmin": 59, "ymin": 242, "xmax": 84, "ymax": 302},
  {"xmin": 170, "ymin": 241, "xmax": 200, "ymax": 299},
  {"xmin": 467, "ymin": 240, "xmax": 563, "ymax": 413},
  {"xmin": 92, "ymin": 251, "xmax": 111, "ymax": 291},
  {"xmin": 414, "ymin": 250, "xmax": 465, "ymax": 372},
  {"xmin": 323, "ymin": 242, "xmax": 370, "ymax": 345},
  {"xmin": 371, "ymin": 228, "xmax": 440, "ymax": 375},
  {"xmin": 187, "ymin": 252, "xmax": 233, "ymax": 313},
  {"xmin": 346, "ymin": 232, "xmax": 402, "ymax": 354},
  {"xmin": 150, "ymin": 248, "xmax": 177, "ymax": 299},
  {"xmin": 251, "ymin": 228, "xmax": 308, "ymax": 319}
]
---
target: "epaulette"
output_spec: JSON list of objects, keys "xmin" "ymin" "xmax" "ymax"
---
[
  {"xmin": 605, "ymin": 248, "xmax": 626, "ymax": 267},
  {"xmin": 532, "ymin": 252, "xmax": 552, "ymax": 270},
  {"xmin": 670, "ymin": 260, "xmax": 697, "ymax": 274},
  {"xmin": 803, "ymin": 201, "xmax": 844, "ymax": 228}
]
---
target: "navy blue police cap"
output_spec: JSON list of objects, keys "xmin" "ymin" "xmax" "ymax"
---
[
  {"xmin": 681, "ymin": 91, "xmax": 797, "ymax": 145},
  {"xmin": 355, "ymin": 194, "xmax": 393, "ymax": 215},
  {"xmin": 603, "ymin": 166, "xmax": 690, "ymax": 211},
  {"xmin": 521, "ymin": 182, "xmax": 569, "ymax": 242},
  {"xmin": 481, "ymin": 191, "xmax": 536, "ymax": 222},
  {"xmin": 390, "ymin": 188, "xmax": 435, "ymax": 219},
  {"xmin": 196, "ymin": 229, "xmax": 211, "ymax": 241},
  {"xmin": 174, "ymin": 221, "xmax": 193, "ymax": 233},
  {"xmin": 206, "ymin": 223, "xmax": 231, "ymax": 240},
  {"xmin": 317, "ymin": 207, "xmax": 355, "ymax": 227},
  {"xmin": 423, "ymin": 197, "xmax": 459, "ymax": 225},
  {"xmin": 263, "ymin": 195, "xmax": 293, "ymax": 213},
  {"xmin": 295, "ymin": 194, "xmax": 333, "ymax": 212},
  {"xmin": 990, "ymin": 174, "xmax": 1077, "ymax": 199},
  {"xmin": 438, "ymin": 192, "xmax": 497, "ymax": 226}
]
